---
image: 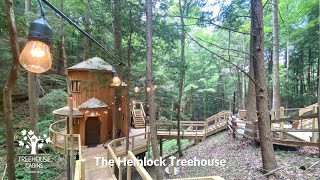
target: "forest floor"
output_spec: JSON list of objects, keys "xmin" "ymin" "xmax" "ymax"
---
[{"xmin": 162, "ymin": 131, "xmax": 320, "ymax": 180}]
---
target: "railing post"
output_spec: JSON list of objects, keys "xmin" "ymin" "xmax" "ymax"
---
[
  {"xmin": 147, "ymin": 132, "xmax": 150, "ymax": 150},
  {"xmin": 312, "ymin": 106, "xmax": 318, "ymax": 142},
  {"xmin": 64, "ymin": 135, "xmax": 68, "ymax": 155},
  {"xmin": 127, "ymin": 158, "xmax": 131, "ymax": 180},
  {"xmin": 271, "ymin": 110, "xmax": 275, "ymax": 136},
  {"xmin": 170, "ymin": 156, "xmax": 176, "ymax": 176},
  {"xmin": 280, "ymin": 107, "xmax": 284, "ymax": 139},
  {"xmin": 131, "ymin": 137, "xmax": 135, "ymax": 152},
  {"xmin": 119, "ymin": 166, "xmax": 122, "ymax": 180}
]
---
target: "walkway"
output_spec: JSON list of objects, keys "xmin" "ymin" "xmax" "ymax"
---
[{"xmin": 51, "ymin": 111, "xmax": 232, "ymax": 180}]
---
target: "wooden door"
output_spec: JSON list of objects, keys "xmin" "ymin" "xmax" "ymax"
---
[{"xmin": 85, "ymin": 117, "xmax": 100, "ymax": 145}]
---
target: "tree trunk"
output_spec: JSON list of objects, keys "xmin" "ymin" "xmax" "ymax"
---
[
  {"xmin": 25, "ymin": 0, "xmax": 38, "ymax": 178},
  {"xmin": 242, "ymin": 35, "xmax": 246, "ymax": 109},
  {"xmin": 176, "ymin": 0, "xmax": 186, "ymax": 158},
  {"xmin": 112, "ymin": 0, "xmax": 122, "ymax": 139},
  {"xmin": 59, "ymin": 1, "xmax": 73, "ymax": 179},
  {"xmin": 272, "ymin": 0, "xmax": 280, "ymax": 120},
  {"xmin": 307, "ymin": 48, "xmax": 311, "ymax": 103},
  {"xmin": 82, "ymin": 0, "xmax": 90, "ymax": 61},
  {"xmin": 3, "ymin": 0, "xmax": 20, "ymax": 179},
  {"xmin": 125, "ymin": 3, "xmax": 133, "ymax": 153},
  {"xmin": 146, "ymin": 0, "xmax": 163, "ymax": 179},
  {"xmin": 245, "ymin": 58, "xmax": 257, "ymax": 141},
  {"xmin": 251, "ymin": 0, "xmax": 277, "ymax": 172},
  {"xmin": 285, "ymin": 42, "xmax": 289, "ymax": 109}
]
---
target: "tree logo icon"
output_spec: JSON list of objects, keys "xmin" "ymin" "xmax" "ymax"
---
[{"xmin": 18, "ymin": 130, "xmax": 51, "ymax": 155}]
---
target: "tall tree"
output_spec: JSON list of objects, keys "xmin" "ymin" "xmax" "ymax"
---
[
  {"xmin": 3, "ymin": 0, "xmax": 20, "ymax": 179},
  {"xmin": 176, "ymin": 0, "xmax": 186, "ymax": 158},
  {"xmin": 112, "ymin": 0, "xmax": 122, "ymax": 139},
  {"xmin": 25, "ymin": 2, "xmax": 38, "ymax": 180},
  {"xmin": 83, "ymin": 0, "xmax": 90, "ymax": 60},
  {"xmin": 146, "ymin": 0, "xmax": 163, "ymax": 179},
  {"xmin": 272, "ymin": 0, "xmax": 280, "ymax": 120},
  {"xmin": 251, "ymin": 0, "xmax": 277, "ymax": 172}
]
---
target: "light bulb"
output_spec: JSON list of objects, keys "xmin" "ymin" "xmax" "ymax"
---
[
  {"xmin": 134, "ymin": 86, "xmax": 140, "ymax": 93},
  {"xmin": 147, "ymin": 86, "xmax": 151, "ymax": 92},
  {"xmin": 112, "ymin": 76, "xmax": 121, "ymax": 86},
  {"xmin": 19, "ymin": 40, "xmax": 52, "ymax": 73},
  {"xmin": 153, "ymin": 84, "xmax": 157, "ymax": 89}
]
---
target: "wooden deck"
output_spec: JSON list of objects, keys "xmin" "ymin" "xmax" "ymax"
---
[
  {"xmin": 82, "ymin": 145, "xmax": 113, "ymax": 180},
  {"xmin": 50, "ymin": 111, "xmax": 232, "ymax": 180},
  {"xmin": 234, "ymin": 105, "xmax": 319, "ymax": 147}
]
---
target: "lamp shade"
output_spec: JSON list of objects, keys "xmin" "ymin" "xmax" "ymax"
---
[{"xmin": 19, "ymin": 17, "xmax": 52, "ymax": 73}]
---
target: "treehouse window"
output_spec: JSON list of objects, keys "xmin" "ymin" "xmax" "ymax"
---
[{"xmin": 71, "ymin": 80, "xmax": 81, "ymax": 92}]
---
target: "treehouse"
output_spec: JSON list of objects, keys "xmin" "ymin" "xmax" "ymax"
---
[{"xmin": 51, "ymin": 57, "xmax": 128, "ymax": 146}]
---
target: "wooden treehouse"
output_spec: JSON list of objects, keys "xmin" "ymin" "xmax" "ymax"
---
[
  {"xmin": 47, "ymin": 56, "xmax": 231, "ymax": 180},
  {"xmin": 50, "ymin": 57, "xmax": 129, "ymax": 149}
]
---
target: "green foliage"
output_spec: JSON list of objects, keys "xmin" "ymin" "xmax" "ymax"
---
[
  {"xmin": 37, "ymin": 89, "xmax": 67, "ymax": 135},
  {"xmin": 38, "ymin": 89, "xmax": 68, "ymax": 117},
  {"xmin": 147, "ymin": 139, "xmax": 190, "ymax": 157}
]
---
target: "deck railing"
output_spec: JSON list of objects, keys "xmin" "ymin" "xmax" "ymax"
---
[
  {"xmin": 106, "ymin": 132, "xmax": 151, "ymax": 180},
  {"xmin": 156, "ymin": 111, "xmax": 232, "ymax": 139},
  {"xmin": 233, "ymin": 105, "xmax": 319, "ymax": 147},
  {"xmin": 49, "ymin": 119, "xmax": 84, "ymax": 180},
  {"xmin": 270, "ymin": 106, "xmax": 319, "ymax": 146}
]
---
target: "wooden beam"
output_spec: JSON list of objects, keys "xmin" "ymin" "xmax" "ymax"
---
[{"xmin": 271, "ymin": 129, "xmax": 319, "ymax": 132}]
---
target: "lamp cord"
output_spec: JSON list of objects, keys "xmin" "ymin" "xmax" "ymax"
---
[{"xmin": 37, "ymin": 0, "xmax": 46, "ymax": 18}]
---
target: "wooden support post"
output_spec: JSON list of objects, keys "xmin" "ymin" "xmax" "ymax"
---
[
  {"xmin": 127, "ymin": 163, "xmax": 131, "ymax": 180},
  {"xmin": 131, "ymin": 137, "xmax": 134, "ymax": 151},
  {"xmin": 312, "ymin": 106, "xmax": 318, "ymax": 142},
  {"xmin": 195, "ymin": 125, "xmax": 198, "ymax": 139},
  {"xmin": 160, "ymin": 138, "xmax": 163, "ymax": 157},
  {"xmin": 280, "ymin": 107, "xmax": 284, "ymax": 139},
  {"xmin": 170, "ymin": 156, "xmax": 176, "ymax": 176},
  {"xmin": 118, "ymin": 166, "xmax": 122, "ymax": 180},
  {"xmin": 147, "ymin": 132, "xmax": 150, "ymax": 150},
  {"xmin": 271, "ymin": 110, "xmax": 275, "ymax": 137}
]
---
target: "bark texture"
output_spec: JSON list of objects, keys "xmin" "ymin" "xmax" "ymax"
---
[
  {"xmin": 146, "ymin": 0, "xmax": 163, "ymax": 179},
  {"xmin": 112, "ymin": 0, "xmax": 122, "ymax": 139},
  {"xmin": 3, "ymin": 0, "xmax": 20, "ymax": 179},
  {"xmin": 177, "ymin": 0, "xmax": 186, "ymax": 158},
  {"xmin": 82, "ymin": 0, "xmax": 90, "ymax": 61},
  {"xmin": 272, "ymin": 0, "xmax": 280, "ymax": 120},
  {"xmin": 251, "ymin": 0, "xmax": 277, "ymax": 172}
]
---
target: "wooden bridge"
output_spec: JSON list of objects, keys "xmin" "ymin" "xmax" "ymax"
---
[
  {"xmin": 49, "ymin": 110, "xmax": 232, "ymax": 180},
  {"xmin": 234, "ymin": 104, "xmax": 319, "ymax": 148}
]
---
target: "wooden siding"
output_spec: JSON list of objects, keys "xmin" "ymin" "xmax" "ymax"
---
[{"xmin": 68, "ymin": 70, "xmax": 128, "ymax": 145}]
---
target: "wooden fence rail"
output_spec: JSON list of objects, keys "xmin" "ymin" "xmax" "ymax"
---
[{"xmin": 49, "ymin": 119, "xmax": 84, "ymax": 180}]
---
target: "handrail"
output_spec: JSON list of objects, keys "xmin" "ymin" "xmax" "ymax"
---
[
  {"xmin": 156, "ymin": 111, "xmax": 232, "ymax": 138},
  {"xmin": 107, "ymin": 132, "xmax": 151, "ymax": 180},
  {"xmin": 49, "ymin": 119, "xmax": 82, "ymax": 158},
  {"xmin": 106, "ymin": 111, "xmax": 230, "ymax": 180},
  {"xmin": 127, "ymin": 151, "xmax": 152, "ymax": 180}
]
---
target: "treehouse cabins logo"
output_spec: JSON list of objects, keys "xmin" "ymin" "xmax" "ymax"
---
[{"xmin": 17, "ymin": 130, "xmax": 51, "ymax": 173}]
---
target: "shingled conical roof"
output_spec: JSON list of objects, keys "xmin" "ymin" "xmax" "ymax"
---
[
  {"xmin": 68, "ymin": 57, "xmax": 113, "ymax": 71},
  {"xmin": 52, "ymin": 106, "xmax": 83, "ymax": 117},
  {"xmin": 79, "ymin": 97, "xmax": 108, "ymax": 109}
]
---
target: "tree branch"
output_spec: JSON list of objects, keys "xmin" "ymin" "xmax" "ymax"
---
[
  {"xmin": 193, "ymin": 35, "xmax": 253, "ymax": 57},
  {"xmin": 186, "ymin": 32, "xmax": 262, "ymax": 90}
]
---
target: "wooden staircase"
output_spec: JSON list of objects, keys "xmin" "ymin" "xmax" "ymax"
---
[
  {"xmin": 132, "ymin": 101, "xmax": 146, "ymax": 129},
  {"xmin": 134, "ymin": 109, "xmax": 145, "ymax": 128}
]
